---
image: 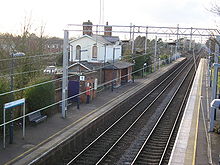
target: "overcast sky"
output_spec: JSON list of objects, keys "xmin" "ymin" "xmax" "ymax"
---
[{"xmin": 0, "ymin": 0, "xmax": 219, "ymax": 37}]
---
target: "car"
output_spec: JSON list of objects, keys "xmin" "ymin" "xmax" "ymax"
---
[{"xmin": 43, "ymin": 66, "xmax": 57, "ymax": 74}]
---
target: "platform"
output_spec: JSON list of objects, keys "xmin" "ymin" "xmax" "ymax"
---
[
  {"xmin": 169, "ymin": 58, "xmax": 220, "ymax": 165},
  {"xmin": 1, "ymin": 58, "xmax": 185, "ymax": 165}
]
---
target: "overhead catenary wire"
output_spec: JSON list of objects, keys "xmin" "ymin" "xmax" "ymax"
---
[
  {"xmin": 0, "ymin": 51, "xmax": 63, "ymax": 63},
  {"xmin": 0, "ymin": 69, "xmax": 45, "ymax": 78},
  {"xmin": 0, "ymin": 39, "xmax": 186, "ymax": 95},
  {"xmin": 0, "ymin": 53, "xmax": 62, "ymax": 73},
  {"xmin": 0, "ymin": 38, "xmax": 198, "ymax": 97},
  {"xmin": 0, "ymin": 60, "xmax": 51, "ymax": 73},
  {"xmin": 0, "ymin": 35, "xmax": 189, "ymax": 96},
  {"xmin": 0, "ymin": 52, "xmax": 203, "ymax": 127},
  {"xmin": 0, "ymin": 23, "xmax": 212, "ymax": 129},
  {"xmin": 0, "ymin": 49, "xmax": 161, "ymax": 97},
  {"xmin": 0, "ymin": 42, "xmax": 109, "ymax": 72},
  {"xmin": 0, "ymin": 28, "xmax": 187, "ymax": 97},
  {"xmin": 0, "ymin": 59, "xmax": 165, "ymax": 128}
]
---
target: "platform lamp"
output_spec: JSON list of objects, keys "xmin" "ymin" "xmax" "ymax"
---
[
  {"xmin": 143, "ymin": 62, "xmax": 147, "ymax": 78},
  {"xmin": 10, "ymin": 52, "xmax": 25, "ymax": 144}
]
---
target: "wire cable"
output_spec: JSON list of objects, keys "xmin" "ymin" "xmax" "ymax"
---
[
  {"xmin": 0, "ymin": 52, "xmax": 62, "ymax": 62},
  {"xmin": 0, "ymin": 59, "xmax": 167, "ymax": 128},
  {"xmin": 0, "ymin": 51, "xmax": 169, "ymax": 97}
]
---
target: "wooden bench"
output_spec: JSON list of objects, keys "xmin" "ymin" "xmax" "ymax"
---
[{"xmin": 28, "ymin": 111, "xmax": 47, "ymax": 124}]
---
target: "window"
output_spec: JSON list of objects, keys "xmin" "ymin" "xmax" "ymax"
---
[
  {"xmin": 92, "ymin": 45, "xmax": 97, "ymax": 58},
  {"xmin": 76, "ymin": 45, "xmax": 81, "ymax": 60}
]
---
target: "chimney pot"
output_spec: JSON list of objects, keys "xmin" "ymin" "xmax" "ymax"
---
[
  {"xmin": 104, "ymin": 21, "xmax": 112, "ymax": 36},
  {"xmin": 83, "ymin": 20, "xmax": 93, "ymax": 36}
]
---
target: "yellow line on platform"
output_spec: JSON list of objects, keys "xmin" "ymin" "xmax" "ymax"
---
[
  {"xmin": 192, "ymin": 59, "xmax": 204, "ymax": 165},
  {"xmin": 5, "ymin": 60, "xmax": 182, "ymax": 165},
  {"xmin": 4, "ymin": 110, "xmax": 96, "ymax": 165},
  {"xmin": 5, "ymin": 80, "xmax": 142, "ymax": 165}
]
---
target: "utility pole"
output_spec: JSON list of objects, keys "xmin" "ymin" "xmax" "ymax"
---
[
  {"xmin": 175, "ymin": 24, "xmax": 179, "ymax": 60},
  {"xmin": 112, "ymin": 47, "xmax": 115, "ymax": 91},
  {"xmin": 192, "ymin": 45, "xmax": 197, "ymax": 72},
  {"xmin": 9, "ymin": 53, "xmax": 14, "ymax": 144},
  {"xmin": 131, "ymin": 25, "xmax": 135, "ymax": 55},
  {"xmin": 144, "ymin": 27, "xmax": 148, "ymax": 54},
  {"xmin": 154, "ymin": 35, "xmax": 157, "ymax": 72},
  {"xmin": 214, "ymin": 36, "xmax": 219, "ymax": 64},
  {"xmin": 208, "ymin": 40, "xmax": 211, "ymax": 87},
  {"xmin": 210, "ymin": 63, "xmax": 220, "ymax": 131},
  {"xmin": 103, "ymin": 44, "xmax": 107, "ymax": 83},
  {"xmin": 111, "ymin": 47, "xmax": 120, "ymax": 91},
  {"xmin": 9, "ymin": 52, "xmax": 25, "ymax": 144},
  {"xmin": 132, "ymin": 25, "xmax": 135, "ymax": 83},
  {"xmin": 62, "ymin": 30, "xmax": 69, "ymax": 118},
  {"xmin": 189, "ymin": 27, "xmax": 193, "ymax": 51},
  {"xmin": 129, "ymin": 23, "xmax": 132, "ymax": 41},
  {"xmin": 213, "ymin": 36, "xmax": 220, "ymax": 121}
]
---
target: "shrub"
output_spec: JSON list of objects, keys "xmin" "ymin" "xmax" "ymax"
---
[
  {"xmin": 134, "ymin": 54, "xmax": 152, "ymax": 76},
  {"xmin": 25, "ymin": 76, "xmax": 55, "ymax": 115},
  {"xmin": 0, "ymin": 78, "xmax": 10, "ymax": 136}
]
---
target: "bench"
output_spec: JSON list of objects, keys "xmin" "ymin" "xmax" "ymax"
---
[{"xmin": 28, "ymin": 111, "xmax": 47, "ymax": 124}]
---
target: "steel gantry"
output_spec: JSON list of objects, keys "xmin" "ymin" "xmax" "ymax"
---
[
  {"xmin": 62, "ymin": 23, "xmax": 220, "ymax": 123},
  {"xmin": 66, "ymin": 24, "xmax": 220, "ymax": 37}
]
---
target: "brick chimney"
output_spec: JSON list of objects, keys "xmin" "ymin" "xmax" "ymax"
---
[
  {"xmin": 104, "ymin": 22, "xmax": 112, "ymax": 36},
  {"xmin": 83, "ymin": 20, "xmax": 93, "ymax": 36}
]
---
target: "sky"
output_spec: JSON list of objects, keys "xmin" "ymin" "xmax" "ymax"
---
[{"xmin": 0, "ymin": 0, "xmax": 219, "ymax": 38}]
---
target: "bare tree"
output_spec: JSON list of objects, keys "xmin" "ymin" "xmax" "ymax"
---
[{"xmin": 210, "ymin": 2, "xmax": 220, "ymax": 16}]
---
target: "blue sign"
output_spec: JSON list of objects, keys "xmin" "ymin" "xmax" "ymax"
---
[{"xmin": 4, "ymin": 98, "xmax": 25, "ymax": 109}]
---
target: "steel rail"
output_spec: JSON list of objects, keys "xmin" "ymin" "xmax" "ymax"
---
[
  {"xmin": 158, "ymin": 65, "xmax": 195, "ymax": 165},
  {"xmin": 94, "ymin": 58, "xmax": 194, "ymax": 165},
  {"xmin": 130, "ymin": 56, "xmax": 199, "ymax": 165},
  {"xmin": 66, "ymin": 58, "xmax": 192, "ymax": 165}
]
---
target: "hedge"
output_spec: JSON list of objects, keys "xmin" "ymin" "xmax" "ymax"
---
[{"xmin": 25, "ymin": 76, "xmax": 55, "ymax": 115}]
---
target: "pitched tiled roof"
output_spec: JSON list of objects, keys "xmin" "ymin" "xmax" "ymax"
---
[
  {"xmin": 69, "ymin": 61, "xmax": 104, "ymax": 71},
  {"xmin": 70, "ymin": 34, "xmax": 120, "ymax": 45},
  {"xmin": 91, "ymin": 35, "xmax": 111, "ymax": 44},
  {"xmin": 103, "ymin": 61, "xmax": 134, "ymax": 70},
  {"xmin": 91, "ymin": 35, "xmax": 120, "ymax": 44},
  {"xmin": 103, "ymin": 36, "xmax": 120, "ymax": 43}
]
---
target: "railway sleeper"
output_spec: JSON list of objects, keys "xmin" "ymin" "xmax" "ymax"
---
[
  {"xmin": 147, "ymin": 140, "xmax": 168, "ymax": 145},
  {"xmin": 144, "ymin": 150, "xmax": 165, "ymax": 156},
  {"xmin": 147, "ymin": 145, "xmax": 167, "ymax": 150},
  {"xmin": 138, "ymin": 156, "xmax": 161, "ymax": 163}
]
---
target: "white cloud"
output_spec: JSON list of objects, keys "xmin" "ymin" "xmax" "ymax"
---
[{"xmin": 0, "ymin": 0, "xmax": 218, "ymax": 37}]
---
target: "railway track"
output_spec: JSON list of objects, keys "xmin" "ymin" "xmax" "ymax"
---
[
  {"xmin": 130, "ymin": 57, "xmax": 197, "ymax": 165},
  {"xmin": 57, "ymin": 57, "xmax": 196, "ymax": 165}
]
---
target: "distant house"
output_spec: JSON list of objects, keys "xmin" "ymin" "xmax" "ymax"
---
[
  {"xmin": 69, "ymin": 21, "xmax": 122, "ymax": 63},
  {"xmin": 44, "ymin": 37, "xmax": 63, "ymax": 53}
]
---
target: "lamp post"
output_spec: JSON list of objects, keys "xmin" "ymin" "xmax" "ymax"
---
[
  {"xmin": 154, "ymin": 36, "xmax": 157, "ymax": 72},
  {"xmin": 143, "ymin": 62, "xmax": 147, "ymax": 78},
  {"xmin": 112, "ymin": 47, "xmax": 116, "ymax": 91},
  {"xmin": 132, "ymin": 59, "xmax": 135, "ymax": 82},
  {"xmin": 10, "ymin": 52, "xmax": 25, "ymax": 144}
]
